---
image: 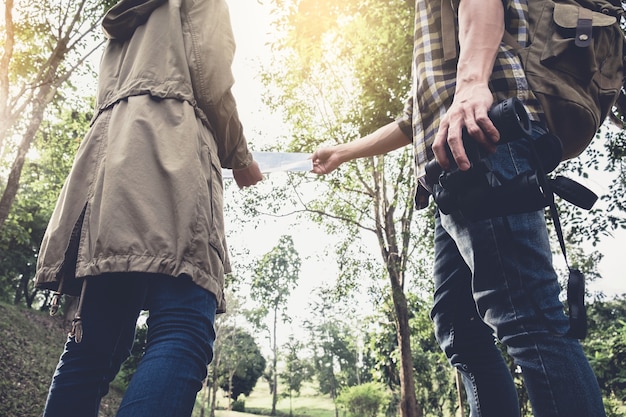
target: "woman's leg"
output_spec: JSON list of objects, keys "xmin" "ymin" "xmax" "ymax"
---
[
  {"xmin": 43, "ymin": 274, "xmax": 145, "ymax": 417},
  {"xmin": 116, "ymin": 274, "xmax": 216, "ymax": 417}
]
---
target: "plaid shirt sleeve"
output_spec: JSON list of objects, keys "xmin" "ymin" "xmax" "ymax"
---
[{"xmin": 396, "ymin": 94, "xmax": 414, "ymax": 141}]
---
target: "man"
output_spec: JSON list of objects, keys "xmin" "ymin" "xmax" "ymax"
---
[
  {"xmin": 36, "ymin": 1, "xmax": 263, "ymax": 416},
  {"xmin": 312, "ymin": 0, "xmax": 606, "ymax": 415}
]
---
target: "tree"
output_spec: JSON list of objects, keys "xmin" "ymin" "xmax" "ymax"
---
[
  {"xmin": 0, "ymin": 0, "xmax": 115, "ymax": 230},
  {"xmin": 260, "ymin": 2, "xmax": 425, "ymax": 416},
  {"xmin": 279, "ymin": 336, "xmax": 313, "ymax": 417},
  {"xmin": 250, "ymin": 234, "xmax": 301, "ymax": 415},
  {"xmin": 215, "ymin": 325, "xmax": 266, "ymax": 402},
  {"xmin": 362, "ymin": 290, "xmax": 461, "ymax": 417},
  {"xmin": 583, "ymin": 297, "xmax": 626, "ymax": 406},
  {"xmin": 0, "ymin": 102, "xmax": 87, "ymax": 307},
  {"xmin": 302, "ymin": 286, "xmax": 362, "ymax": 417}
]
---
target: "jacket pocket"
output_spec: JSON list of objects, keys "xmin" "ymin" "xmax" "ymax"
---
[{"xmin": 201, "ymin": 128, "xmax": 227, "ymax": 265}]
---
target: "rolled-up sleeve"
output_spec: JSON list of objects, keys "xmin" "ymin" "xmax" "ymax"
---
[{"xmin": 396, "ymin": 94, "xmax": 414, "ymax": 141}]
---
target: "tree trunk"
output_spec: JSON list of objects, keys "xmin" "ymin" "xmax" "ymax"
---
[
  {"xmin": 390, "ymin": 269, "xmax": 422, "ymax": 417},
  {"xmin": 0, "ymin": 94, "xmax": 50, "ymax": 230},
  {"xmin": 228, "ymin": 369, "xmax": 235, "ymax": 409},
  {"xmin": 371, "ymin": 156, "xmax": 421, "ymax": 417},
  {"xmin": 271, "ymin": 307, "xmax": 278, "ymax": 415},
  {"xmin": 209, "ymin": 360, "xmax": 219, "ymax": 417},
  {"xmin": 0, "ymin": 0, "xmax": 105, "ymax": 232}
]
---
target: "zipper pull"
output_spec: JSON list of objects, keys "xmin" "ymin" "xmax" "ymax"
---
[
  {"xmin": 50, "ymin": 292, "xmax": 61, "ymax": 316},
  {"xmin": 69, "ymin": 316, "xmax": 83, "ymax": 343}
]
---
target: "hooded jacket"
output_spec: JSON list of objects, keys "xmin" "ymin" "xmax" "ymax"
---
[{"xmin": 35, "ymin": 0, "xmax": 252, "ymax": 314}]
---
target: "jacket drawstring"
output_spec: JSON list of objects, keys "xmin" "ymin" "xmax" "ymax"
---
[
  {"xmin": 49, "ymin": 275, "xmax": 66, "ymax": 317},
  {"xmin": 68, "ymin": 279, "xmax": 88, "ymax": 343},
  {"xmin": 49, "ymin": 274, "xmax": 87, "ymax": 344}
]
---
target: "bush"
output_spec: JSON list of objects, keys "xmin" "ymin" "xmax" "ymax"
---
[
  {"xmin": 337, "ymin": 382, "xmax": 390, "ymax": 417},
  {"xmin": 232, "ymin": 399, "xmax": 245, "ymax": 412}
]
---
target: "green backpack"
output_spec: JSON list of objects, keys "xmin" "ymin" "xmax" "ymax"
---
[{"xmin": 441, "ymin": 0, "xmax": 626, "ymax": 160}]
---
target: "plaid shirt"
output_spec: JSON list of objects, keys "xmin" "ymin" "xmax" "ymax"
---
[{"xmin": 398, "ymin": 0, "xmax": 544, "ymax": 208}]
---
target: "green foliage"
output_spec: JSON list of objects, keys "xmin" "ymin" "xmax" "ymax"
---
[
  {"xmin": 260, "ymin": 8, "xmax": 427, "ymax": 416},
  {"xmin": 265, "ymin": 0, "xmax": 413, "ymax": 139},
  {"xmin": 336, "ymin": 382, "xmax": 391, "ymax": 417},
  {"xmin": 0, "ymin": 104, "xmax": 87, "ymax": 307},
  {"xmin": 280, "ymin": 336, "xmax": 313, "ymax": 397},
  {"xmin": 115, "ymin": 321, "xmax": 148, "ymax": 390},
  {"xmin": 556, "ymin": 128, "xmax": 626, "ymax": 249},
  {"xmin": 250, "ymin": 235, "xmax": 301, "ymax": 414},
  {"xmin": 583, "ymin": 297, "xmax": 626, "ymax": 403},
  {"xmin": 232, "ymin": 398, "xmax": 246, "ymax": 412},
  {"xmin": 0, "ymin": 207, "xmax": 46, "ymax": 306},
  {"xmin": 252, "ymin": 235, "xmax": 301, "ymax": 319},
  {"xmin": 215, "ymin": 326, "xmax": 267, "ymax": 400},
  {"xmin": 303, "ymin": 286, "xmax": 361, "ymax": 402},
  {"xmin": 1, "ymin": 0, "xmax": 114, "ymax": 234},
  {"xmin": 409, "ymin": 295, "xmax": 459, "ymax": 417},
  {"xmin": 310, "ymin": 319, "xmax": 360, "ymax": 396},
  {"xmin": 3, "ymin": 0, "xmax": 115, "ymax": 85},
  {"xmin": 361, "ymin": 291, "xmax": 462, "ymax": 416}
]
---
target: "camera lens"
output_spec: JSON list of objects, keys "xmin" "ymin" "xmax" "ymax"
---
[
  {"xmin": 488, "ymin": 97, "xmax": 533, "ymax": 141},
  {"xmin": 424, "ymin": 159, "xmax": 443, "ymax": 187}
]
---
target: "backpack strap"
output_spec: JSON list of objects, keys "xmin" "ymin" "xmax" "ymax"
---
[{"xmin": 541, "ymin": 176, "xmax": 588, "ymax": 339}]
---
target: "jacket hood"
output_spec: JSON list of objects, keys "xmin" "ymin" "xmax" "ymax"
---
[{"xmin": 102, "ymin": 0, "xmax": 167, "ymax": 40}]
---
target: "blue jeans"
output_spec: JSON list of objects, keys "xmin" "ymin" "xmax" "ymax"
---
[
  {"xmin": 430, "ymin": 125, "xmax": 605, "ymax": 417},
  {"xmin": 43, "ymin": 272, "xmax": 217, "ymax": 417}
]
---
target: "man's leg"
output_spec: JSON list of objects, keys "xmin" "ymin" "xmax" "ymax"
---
[
  {"xmin": 440, "ymin": 131, "xmax": 606, "ymax": 417},
  {"xmin": 432, "ymin": 213, "xmax": 520, "ymax": 417}
]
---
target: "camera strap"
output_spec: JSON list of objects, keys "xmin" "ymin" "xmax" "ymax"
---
[{"xmin": 530, "ymin": 140, "xmax": 588, "ymax": 339}]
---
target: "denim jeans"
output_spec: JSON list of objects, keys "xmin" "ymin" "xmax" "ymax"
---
[
  {"xmin": 43, "ymin": 272, "xmax": 217, "ymax": 417},
  {"xmin": 430, "ymin": 125, "xmax": 606, "ymax": 417}
]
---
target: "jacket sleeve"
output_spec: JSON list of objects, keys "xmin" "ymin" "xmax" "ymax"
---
[{"xmin": 183, "ymin": 0, "xmax": 253, "ymax": 170}]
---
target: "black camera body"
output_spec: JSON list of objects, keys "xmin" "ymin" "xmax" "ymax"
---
[{"xmin": 424, "ymin": 98, "xmax": 565, "ymax": 220}]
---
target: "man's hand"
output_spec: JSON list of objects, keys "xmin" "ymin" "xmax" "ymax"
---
[
  {"xmin": 432, "ymin": 86, "xmax": 500, "ymax": 171},
  {"xmin": 232, "ymin": 160, "xmax": 263, "ymax": 189},
  {"xmin": 432, "ymin": 0, "xmax": 504, "ymax": 171}
]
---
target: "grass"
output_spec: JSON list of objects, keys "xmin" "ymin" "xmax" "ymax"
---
[
  {"xmin": 194, "ymin": 380, "xmax": 337, "ymax": 417},
  {"xmin": 0, "ymin": 302, "xmax": 123, "ymax": 417},
  {"xmin": 0, "ymin": 302, "xmax": 335, "ymax": 417}
]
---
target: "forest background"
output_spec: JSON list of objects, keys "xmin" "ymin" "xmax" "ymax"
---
[{"xmin": 1, "ymin": 1, "xmax": 626, "ymax": 417}]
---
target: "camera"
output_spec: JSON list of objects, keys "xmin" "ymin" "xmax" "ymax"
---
[{"xmin": 424, "ymin": 97, "xmax": 566, "ymax": 220}]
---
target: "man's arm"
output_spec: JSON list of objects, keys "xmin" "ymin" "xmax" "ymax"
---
[
  {"xmin": 311, "ymin": 122, "xmax": 412, "ymax": 175},
  {"xmin": 432, "ymin": 0, "xmax": 504, "ymax": 171}
]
